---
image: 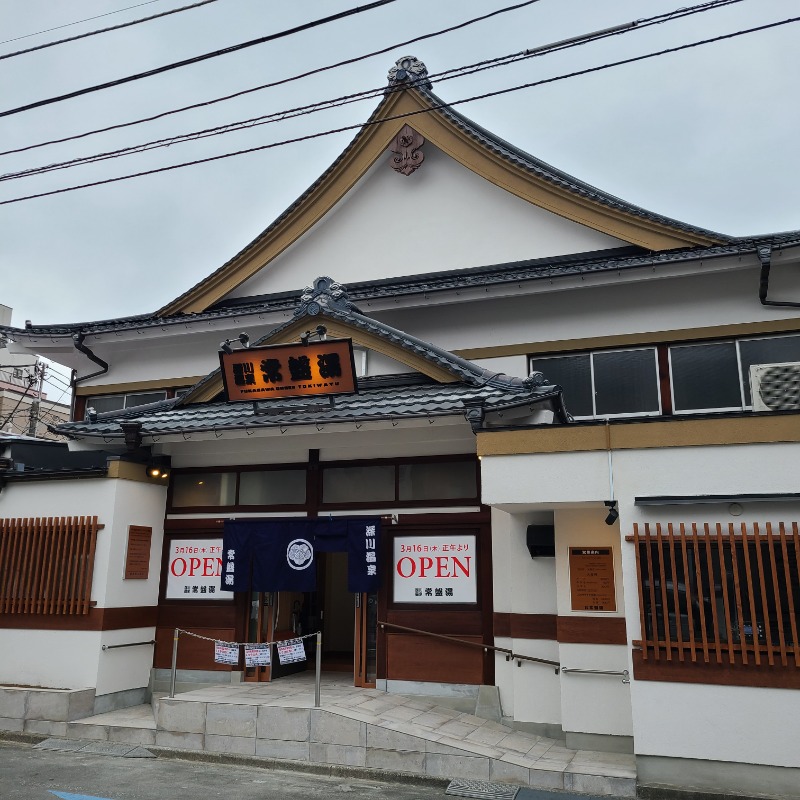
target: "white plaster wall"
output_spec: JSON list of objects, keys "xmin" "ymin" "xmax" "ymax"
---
[
  {"xmin": 632, "ymin": 681, "xmax": 800, "ymax": 768},
  {"xmin": 554, "ymin": 508, "xmax": 632, "ymax": 737},
  {"xmin": 228, "ymin": 145, "xmax": 627, "ymax": 299},
  {"xmin": 97, "ymin": 627, "xmax": 158, "ymax": 696},
  {"xmin": 485, "ymin": 441, "xmax": 800, "ymax": 757},
  {"xmin": 0, "ymin": 477, "xmax": 166, "ymax": 695},
  {"xmin": 95, "ymin": 478, "xmax": 167, "ymax": 609},
  {"xmin": 70, "ymin": 265, "xmax": 800, "ymax": 394},
  {"xmin": 482, "ymin": 451, "xmax": 610, "ymax": 508},
  {"xmin": 491, "ymin": 508, "xmax": 560, "ymax": 723},
  {"xmin": 0, "ymin": 630, "xmax": 101, "ymax": 689}
]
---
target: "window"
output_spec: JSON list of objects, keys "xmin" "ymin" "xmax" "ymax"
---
[
  {"xmin": 323, "ymin": 465, "xmax": 395, "ymax": 504},
  {"xmin": 239, "ymin": 469, "xmax": 306, "ymax": 505},
  {"xmin": 530, "ymin": 333, "xmax": 800, "ymax": 419},
  {"xmin": 167, "ymin": 458, "xmax": 479, "ymax": 511},
  {"xmin": 632, "ymin": 522, "xmax": 800, "ymax": 667},
  {"xmin": 171, "ymin": 472, "xmax": 236, "ymax": 507},
  {"xmin": 669, "ymin": 334, "xmax": 800, "ymax": 413},
  {"xmin": 738, "ymin": 335, "xmax": 800, "ymax": 406},
  {"xmin": 669, "ymin": 342, "xmax": 742, "ymax": 412},
  {"xmin": 529, "ymin": 348, "xmax": 659, "ymax": 418},
  {"xmin": 87, "ymin": 390, "xmax": 167, "ymax": 415}
]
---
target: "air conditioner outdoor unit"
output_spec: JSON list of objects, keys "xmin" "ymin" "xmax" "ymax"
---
[{"xmin": 750, "ymin": 362, "xmax": 800, "ymax": 411}]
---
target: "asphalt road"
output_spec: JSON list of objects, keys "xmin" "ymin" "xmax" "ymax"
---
[{"xmin": 0, "ymin": 740, "xmax": 447, "ymax": 800}]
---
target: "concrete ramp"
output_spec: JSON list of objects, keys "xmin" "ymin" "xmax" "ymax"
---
[{"xmin": 64, "ymin": 676, "xmax": 635, "ymax": 796}]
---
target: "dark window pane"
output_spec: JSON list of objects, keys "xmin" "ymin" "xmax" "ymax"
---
[
  {"xmin": 593, "ymin": 349, "xmax": 659, "ymax": 416},
  {"xmin": 670, "ymin": 342, "xmax": 741, "ymax": 411},
  {"xmin": 398, "ymin": 461, "xmax": 477, "ymax": 501},
  {"xmin": 529, "ymin": 354, "xmax": 592, "ymax": 417},
  {"xmin": 172, "ymin": 472, "xmax": 235, "ymax": 507},
  {"xmin": 322, "ymin": 465, "xmax": 395, "ymax": 503},
  {"xmin": 87, "ymin": 395, "xmax": 125, "ymax": 414},
  {"xmin": 124, "ymin": 391, "xmax": 167, "ymax": 408},
  {"xmin": 739, "ymin": 335, "xmax": 800, "ymax": 405},
  {"xmin": 239, "ymin": 470, "xmax": 306, "ymax": 505}
]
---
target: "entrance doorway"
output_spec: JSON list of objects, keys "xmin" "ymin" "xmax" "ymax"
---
[{"xmin": 244, "ymin": 551, "xmax": 376, "ymax": 686}]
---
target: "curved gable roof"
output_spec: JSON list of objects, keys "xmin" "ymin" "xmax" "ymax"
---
[{"xmin": 158, "ymin": 59, "xmax": 729, "ymax": 317}]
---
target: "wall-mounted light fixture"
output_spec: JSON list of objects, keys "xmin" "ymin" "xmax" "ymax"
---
[
  {"xmin": 146, "ymin": 456, "xmax": 171, "ymax": 481},
  {"xmin": 604, "ymin": 500, "xmax": 619, "ymax": 526}
]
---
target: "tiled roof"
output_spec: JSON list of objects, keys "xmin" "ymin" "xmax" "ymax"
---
[
  {"xmin": 4, "ymin": 234, "xmax": 798, "ymax": 339},
  {"xmin": 55, "ymin": 373, "xmax": 564, "ymax": 439}
]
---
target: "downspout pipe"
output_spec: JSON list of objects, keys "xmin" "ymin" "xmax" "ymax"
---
[
  {"xmin": 72, "ymin": 332, "xmax": 109, "ymax": 384},
  {"xmin": 757, "ymin": 242, "xmax": 800, "ymax": 308}
]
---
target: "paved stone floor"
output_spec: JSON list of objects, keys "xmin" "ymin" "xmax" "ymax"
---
[{"xmin": 68, "ymin": 673, "xmax": 635, "ymax": 795}]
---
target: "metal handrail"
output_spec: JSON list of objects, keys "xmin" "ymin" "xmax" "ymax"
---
[
  {"xmin": 101, "ymin": 640, "xmax": 155, "ymax": 651},
  {"xmin": 561, "ymin": 667, "xmax": 630, "ymax": 684},
  {"xmin": 378, "ymin": 620, "xmax": 560, "ymax": 671}
]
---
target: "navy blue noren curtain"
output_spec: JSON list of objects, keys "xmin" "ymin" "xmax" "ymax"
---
[{"xmin": 222, "ymin": 517, "xmax": 380, "ymax": 593}]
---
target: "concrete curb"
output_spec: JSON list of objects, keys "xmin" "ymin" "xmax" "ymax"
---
[
  {"xmin": 0, "ymin": 731, "xmax": 48, "ymax": 746},
  {"xmin": 0, "ymin": 734, "xmax": 451, "ymax": 790},
  {"xmin": 148, "ymin": 745, "xmax": 453, "ymax": 788}
]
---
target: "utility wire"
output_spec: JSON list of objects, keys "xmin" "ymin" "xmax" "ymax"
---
[
  {"xmin": 0, "ymin": 0, "xmax": 222, "ymax": 62},
  {"xmin": 0, "ymin": 0, "xmax": 544, "ymax": 158},
  {"xmin": 0, "ymin": 376, "xmax": 37, "ymax": 429},
  {"xmin": 2, "ymin": 15, "xmax": 795, "ymax": 207},
  {"xmin": 0, "ymin": 0, "xmax": 398, "ymax": 119},
  {"xmin": 0, "ymin": 0, "xmax": 165, "ymax": 45},
  {"xmin": 0, "ymin": 0, "xmax": 749, "ymax": 183}
]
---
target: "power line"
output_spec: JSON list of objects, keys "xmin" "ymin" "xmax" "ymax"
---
[
  {"xmin": 0, "ymin": 0, "xmax": 398, "ymax": 119},
  {"xmin": 0, "ymin": 0, "xmax": 544, "ymax": 159},
  {"xmin": 0, "ymin": 0, "xmax": 750, "ymax": 184},
  {"xmin": 0, "ymin": 0, "xmax": 222, "ymax": 62},
  {"xmin": 2, "ymin": 14, "xmax": 795, "ymax": 207},
  {"xmin": 0, "ymin": 375, "xmax": 37, "ymax": 429},
  {"xmin": 0, "ymin": 0, "xmax": 166, "ymax": 45}
]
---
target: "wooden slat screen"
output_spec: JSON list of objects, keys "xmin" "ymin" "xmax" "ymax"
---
[
  {"xmin": 0, "ymin": 516, "xmax": 101, "ymax": 615},
  {"xmin": 631, "ymin": 522, "xmax": 800, "ymax": 668}
]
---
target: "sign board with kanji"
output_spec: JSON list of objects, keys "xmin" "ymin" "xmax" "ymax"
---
[
  {"xmin": 220, "ymin": 338, "xmax": 358, "ymax": 402},
  {"xmin": 568, "ymin": 547, "xmax": 617, "ymax": 612},
  {"xmin": 165, "ymin": 538, "xmax": 235, "ymax": 600},
  {"xmin": 393, "ymin": 535, "xmax": 477, "ymax": 604},
  {"xmin": 124, "ymin": 525, "xmax": 152, "ymax": 580}
]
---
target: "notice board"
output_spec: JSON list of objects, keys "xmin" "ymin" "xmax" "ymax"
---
[
  {"xmin": 568, "ymin": 547, "xmax": 616, "ymax": 612},
  {"xmin": 124, "ymin": 525, "xmax": 152, "ymax": 580}
]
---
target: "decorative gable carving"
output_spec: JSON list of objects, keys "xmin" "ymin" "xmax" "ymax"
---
[{"xmin": 389, "ymin": 124, "xmax": 425, "ymax": 176}]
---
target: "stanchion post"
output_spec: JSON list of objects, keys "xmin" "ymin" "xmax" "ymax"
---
[
  {"xmin": 169, "ymin": 628, "xmax": 180, "ymax": 698},
  {"xmin": 314, "ymin": 631, "xmax": 322, "ymax": 708}
]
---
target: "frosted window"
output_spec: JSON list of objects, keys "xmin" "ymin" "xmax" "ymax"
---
[
  {"xmin": 239, "ymin": 470, "xmax": 305, "ymax": 505},
  {"xmin": 323, "ymin": 465, "xmax": 395, "ymax": 503},
  {"xmin": 398, "ymin": 461, "xmax": 477, "ymax": 501},
  {"xmin": 172, "ymin": 472, "xmax": 235, "ymax": 507}
]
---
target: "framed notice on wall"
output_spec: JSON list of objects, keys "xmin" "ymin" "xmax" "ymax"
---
[
  {"xmin": 124, "ymin": 526, "xmax": 152, "ymax": 580},
  {"xmin": 568, "ymin": 547, "xmax": 616, "ymax": 612}
]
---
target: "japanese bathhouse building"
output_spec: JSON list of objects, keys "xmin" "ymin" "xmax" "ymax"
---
[{"xmin": 2, "ymin": 57, "xmax": 800, "ymax": 796}]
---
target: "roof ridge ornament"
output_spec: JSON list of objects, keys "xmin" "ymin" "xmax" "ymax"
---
[
  {"xmin": 386, "ymin": 55, "xmax": 431, "ymax": 92},
  {"xmin": 294, "ymin": 276, "xmax": 360, "ymax": 317}
]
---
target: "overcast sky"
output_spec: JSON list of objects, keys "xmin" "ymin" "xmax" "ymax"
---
[{"xmin": 1, "ymin": 0, "xmax": 798, "ymax": 336}]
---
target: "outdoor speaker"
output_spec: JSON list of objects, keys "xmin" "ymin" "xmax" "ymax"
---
[{"xmin": 526, "ymin": 525, "xmax": 555, "ymax": 558}]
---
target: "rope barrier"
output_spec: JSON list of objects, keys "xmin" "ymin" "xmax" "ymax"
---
[{"xmin": 174, "ymin": 627, "xmax": 319, "ymax": 648}]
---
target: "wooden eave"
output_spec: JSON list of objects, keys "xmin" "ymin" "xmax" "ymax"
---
[
  {"xmin": 184, "ymin": 313, "xmax": 459, "ymax": 405},
  {"xmin": 159, "ymin": 88, "xmax": 725, "ymax": 319}
]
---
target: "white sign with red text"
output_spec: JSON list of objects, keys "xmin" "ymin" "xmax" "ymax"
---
[
  {"xmin": 165, "ymin": 538, "xmax": 234, "ymax": 600},
  {"xmin": 393, "ymin": 535, "xmax": 477, "ymax": 604}
]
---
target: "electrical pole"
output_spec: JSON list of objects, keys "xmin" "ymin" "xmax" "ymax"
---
[{"xmin": 27, "ymin": 362, "xmax": 45, "ymax": 437}]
